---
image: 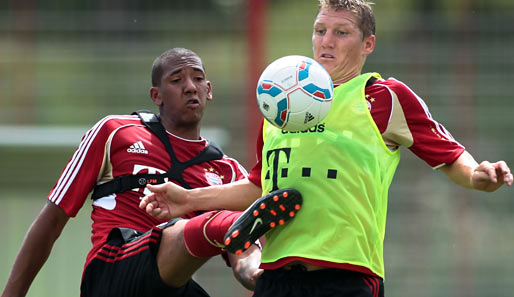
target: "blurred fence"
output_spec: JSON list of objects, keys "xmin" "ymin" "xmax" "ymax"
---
[{"xmin": 1, "ymin": 1, "xmax": 514, "ymax": 297}]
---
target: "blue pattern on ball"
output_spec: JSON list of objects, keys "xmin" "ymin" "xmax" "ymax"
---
[
  {"xmin": 257, "ymin": 80, "xmax": 283, "ymax": 97},
  {"xmin": 298, "ymin": 60, "xmax": 312, "ymax": 82},
  {"xmin": 274, "ymin": 98, "xmax": 288, "ymax": 127},
  {"xmin": 303, "ymin": 83, "xmax": 332, "ymax": 100}
]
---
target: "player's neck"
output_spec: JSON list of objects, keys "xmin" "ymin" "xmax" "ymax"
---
[
  {"xmin": 169, "ymin": 128, "xmax": 201, "ymax": 141},
  {"xmin": 159, "ymin": 115, "xmax": 202, "ymax": 140},
  {"xmin": 164, "ymin": 123, "xmax": 201, "ymax": 140}
]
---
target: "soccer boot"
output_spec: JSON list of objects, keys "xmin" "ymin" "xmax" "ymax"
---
[{"xmin": 223, "ymin": 188, "xmax": 302, "ymax": 255}]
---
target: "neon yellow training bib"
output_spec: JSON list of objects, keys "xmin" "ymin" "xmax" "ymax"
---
[{"xmin": 260, "ymin": 73, "xmax": 400, "ymax": 278}]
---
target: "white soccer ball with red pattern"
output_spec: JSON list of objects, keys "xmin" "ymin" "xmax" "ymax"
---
[{"xmin": 256, "ymin": 55, "xmax": 333, "ymax": 132}]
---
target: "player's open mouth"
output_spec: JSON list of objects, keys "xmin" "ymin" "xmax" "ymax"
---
[
  {"xmin": 320, "ymin": 53, "xmax": 335, "ymax": 59},
  {"xmin": 186, "ymin": 99, "xmax": 200, "ymax": 108}
]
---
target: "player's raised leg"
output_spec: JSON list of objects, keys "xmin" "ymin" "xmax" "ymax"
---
[
  {"xmin": 156, "ymin": 188, "xmax": 303, "ymax": 286},
  {"xmin": 223, "ymin": 188, "xmax": 302, "ymax": 255}
]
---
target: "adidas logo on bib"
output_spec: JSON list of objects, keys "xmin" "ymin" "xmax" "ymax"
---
[{"xmin": 127, "ymin": 141, "xmax": 148, "ymax": 154}]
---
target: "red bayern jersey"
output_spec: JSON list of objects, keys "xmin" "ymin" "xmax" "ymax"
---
[
  {"xmin": 47, "ymin": 115, "xmax": 248, "ymax": 268},
  {"xmin": 248, "ymin": 77, "xmax": 466, "ymax": 186}
]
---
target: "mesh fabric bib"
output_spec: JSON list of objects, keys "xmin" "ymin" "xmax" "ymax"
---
[{"xmin": 260, "ymin": 73, "xmax": 400, "ymax": 278}]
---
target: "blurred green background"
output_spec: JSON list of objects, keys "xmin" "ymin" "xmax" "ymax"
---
[{"xmin": 1, "ymin": 0, "xmax": 513, "ymax": 296}]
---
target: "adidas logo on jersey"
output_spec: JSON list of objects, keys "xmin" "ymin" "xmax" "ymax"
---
[{"xmin": 127, "ymin": 141, "xmax": 148, "ymax": 154}]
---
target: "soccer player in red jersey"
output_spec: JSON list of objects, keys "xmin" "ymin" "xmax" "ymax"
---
[
  {"xmin": 140, "ymin": 1, "xmax": 513, "ymax": 297},
  {"xmin": 1, "ymin": 48, "xmax": 303, "ymax": 297}
]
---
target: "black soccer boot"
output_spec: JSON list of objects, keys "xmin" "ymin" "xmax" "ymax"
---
[{"xmin": 223, "ymin": 188, "xmax": 302, "ymax": 255}]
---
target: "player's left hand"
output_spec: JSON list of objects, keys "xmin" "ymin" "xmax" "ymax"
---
[{"xmin": 472, "ymin": 160, "xmax": 513, "ymax": 192}]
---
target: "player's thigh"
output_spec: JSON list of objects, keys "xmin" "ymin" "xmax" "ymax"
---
[{"xmin": 156, "ymin": 219, "xmax": 210, "ymax": 287}]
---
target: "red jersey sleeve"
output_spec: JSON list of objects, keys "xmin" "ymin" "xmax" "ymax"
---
[
  {"xmin": 47, "ymin": 115, "xmax": 136, "ymax": 217},
  {"xmin": 369, "ymin": 78, "xmax": 465, "ymax": 168}
]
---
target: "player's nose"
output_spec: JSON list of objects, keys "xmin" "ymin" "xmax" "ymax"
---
[
  {"xmin": 183, "ymin": 77, "xmax": 198, "ymax": 94},
  {"xmin": 320, "ymin": 31, "xmax": 336, "ymax": 48}
]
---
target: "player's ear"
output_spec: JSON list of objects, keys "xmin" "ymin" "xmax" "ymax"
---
[
  {"xmin": 206, "ymin": 81, "xmax": 213, "ymax": 101},
  {"xmin": 150, "ymin": 87, "xmax": 163, "ymax": 106},
  {"xmin": 362, "ymin": 34, "xmax": 375, "ymax": 56}
]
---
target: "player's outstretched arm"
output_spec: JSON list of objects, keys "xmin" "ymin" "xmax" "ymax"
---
[
  {"xmin": 1, "ymin": 201, "xmax": 69, "ymax": 297},
  {"xmin": 441, "ymin": 150, "xmax": 513, "ymax": 192},
  {"xmin": 140, "ymin": 179, "xmax": 262, "ymax": 219}
]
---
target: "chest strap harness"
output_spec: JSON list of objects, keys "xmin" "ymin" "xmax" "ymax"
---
[{"xmin": 91, "ymin": 110, "xmax": 224, "ymax": 200}]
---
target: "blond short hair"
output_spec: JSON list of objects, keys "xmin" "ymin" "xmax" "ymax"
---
[{"xmin": 318, "ymin": 0, "xmax": 376, "ymax": 38}]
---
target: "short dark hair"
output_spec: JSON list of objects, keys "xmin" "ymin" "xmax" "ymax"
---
[
  {"xmin": 151, "ymin": 48, "xmax": 202, "ymax": 87},
  {"xmin": 318, "ymin": 0, "xmax": 376, "ymax": 38}
]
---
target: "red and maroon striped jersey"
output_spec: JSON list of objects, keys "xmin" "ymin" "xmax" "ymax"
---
[
  {"xmin": 47, "ymin": 114, "xmax": 248, "ymax": 267},
  {"xmin": 248, "ymin": 77, "xmax": 466, "ymax": 186}
]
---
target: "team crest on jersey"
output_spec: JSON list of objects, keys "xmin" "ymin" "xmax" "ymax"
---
[{"xmin": 204, "ymin": 167, "xmax": 223, "ymax": 185}]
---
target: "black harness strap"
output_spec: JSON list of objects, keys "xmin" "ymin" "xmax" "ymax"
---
[{"xmin": 91, "ymin": 110, "xmax": 224, "ymax": 200}]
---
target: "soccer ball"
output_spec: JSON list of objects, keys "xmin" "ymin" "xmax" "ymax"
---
[{"xmin": 256, "ymin": 55, "xmax": 333, "ymax": 132}]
